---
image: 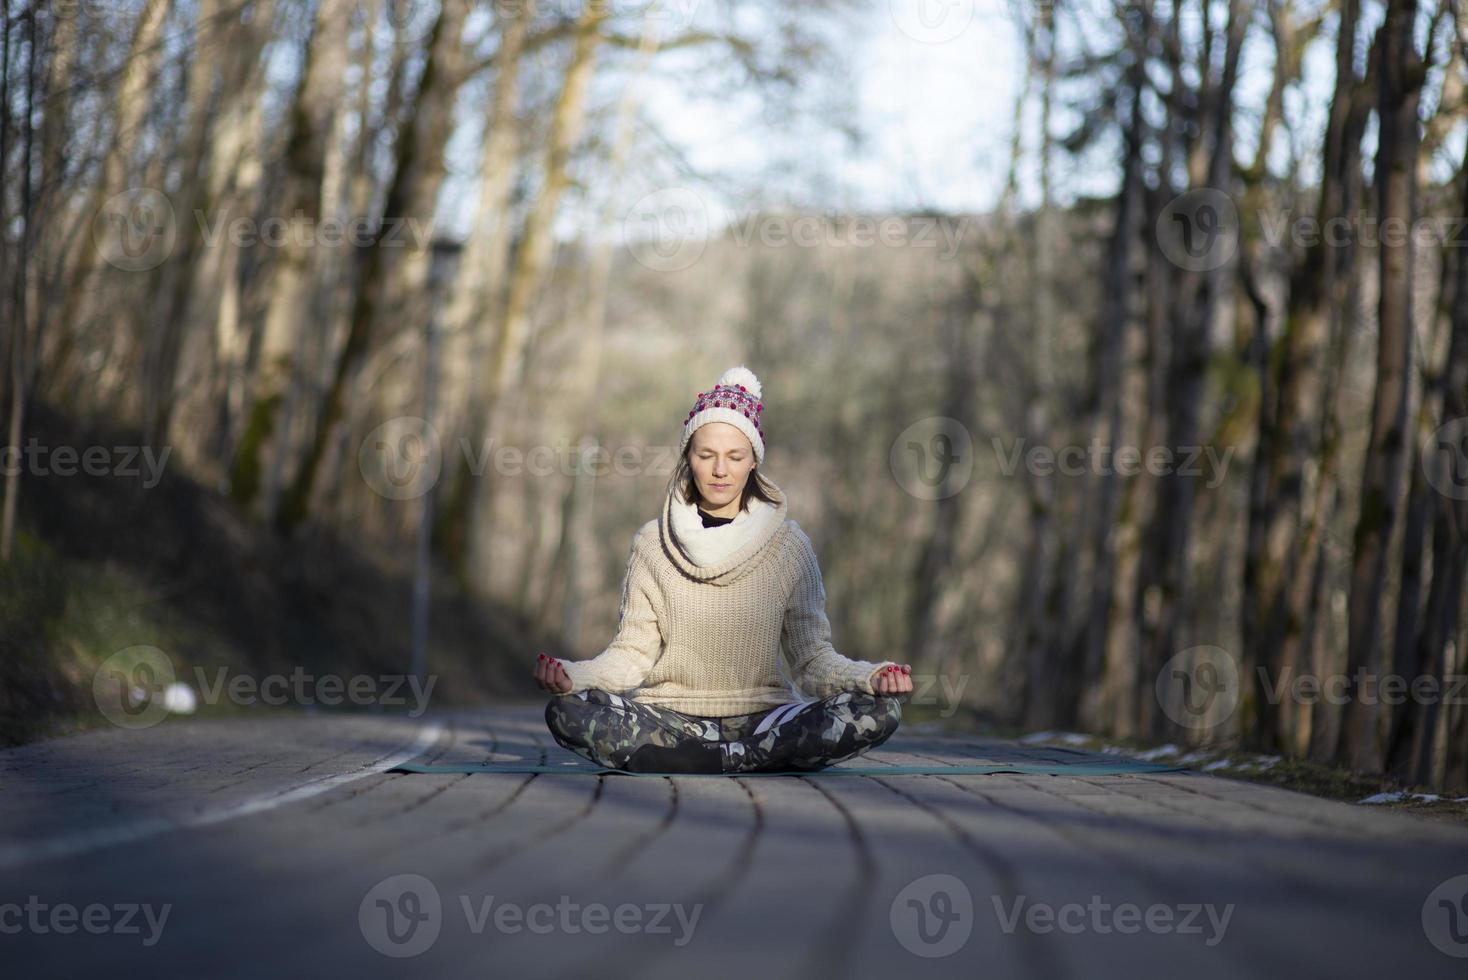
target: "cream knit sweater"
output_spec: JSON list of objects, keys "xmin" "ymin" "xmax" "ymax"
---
[{"xmin": 558, "ymin": 477, "xmax": 896, "ymax": 717}]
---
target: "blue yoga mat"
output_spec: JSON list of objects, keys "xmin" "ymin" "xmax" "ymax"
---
[{"xmin": 388, "ymin": 761, "xmax": 1188, "ymax": 777}]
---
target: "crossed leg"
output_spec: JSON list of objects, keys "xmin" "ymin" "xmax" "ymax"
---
[{"xmin": 545, "ymin": 688, "xmax": 901, "ymax": 774}]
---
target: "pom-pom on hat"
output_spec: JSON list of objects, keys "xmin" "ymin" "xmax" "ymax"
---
[{"xmin": 680, "ymin": 365, "xmax": 766, "ymax": 463}]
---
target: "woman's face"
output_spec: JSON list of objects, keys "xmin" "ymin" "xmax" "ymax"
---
[{"xmin": 688, "ymin": 422, "xmax": 756, "ymax": 513}]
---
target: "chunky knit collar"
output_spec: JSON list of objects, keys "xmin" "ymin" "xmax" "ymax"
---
[{"xmin": 659, "ymin": 477, "xmax": 789, "ymax": 584}]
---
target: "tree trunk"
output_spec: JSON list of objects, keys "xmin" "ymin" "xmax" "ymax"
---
[
  {"xmin": 434, "ymin": 6, "xmax": 529, "ymax": 577},
  {"xmin": 1387, "ymin": 131, "xmax": 1468, "ymax": 784},
  {"xmin": 227, "ymin": 0, "xmax": 354, "ymax": 520},
  {"xmin": 277, "ymin": 0, "xmax": 473, "ymax": 533},
  {"xmin": 1339, "ymin": 0, "xmax": 1424, "ymax": 771},
  {"xmin": 466, "ymin": 3, "xmax": 607, "ymax": 594}
]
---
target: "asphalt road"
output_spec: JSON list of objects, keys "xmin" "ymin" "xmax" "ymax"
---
[{"xmin": 3, "ymin": 705, "xmax": 1466, "ymax": 978}]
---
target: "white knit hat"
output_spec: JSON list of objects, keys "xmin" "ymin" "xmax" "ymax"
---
[{"xmin": 679, "ymin": 365, "xmax": 765, "ymax": 463}]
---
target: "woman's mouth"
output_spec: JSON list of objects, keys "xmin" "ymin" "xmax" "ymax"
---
[{"xmin": 711, "ymin": 483, "xmax": 730, "ymax": 489}]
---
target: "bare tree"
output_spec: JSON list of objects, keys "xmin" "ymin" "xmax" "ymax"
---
[{"xmin": 1338, "ymin": 0, "xmax": 1426, "ymax": 771}]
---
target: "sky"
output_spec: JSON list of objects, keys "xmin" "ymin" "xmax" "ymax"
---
[
  {"xmin": 440, "ymin": 0, "xmax": 1460, "ymax": 248},
  {"xmin": 638, "ymin": 0, "xmax": 1041, "ymax": 220},
  {"xmin": 445, "ymin": 0, "xmax": 1048, "ymax": 244}
]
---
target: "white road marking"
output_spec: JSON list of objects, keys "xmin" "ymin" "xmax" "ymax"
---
[{"xmin": 0, "ymin": 722, "xmax": 445, "ymax": 871}]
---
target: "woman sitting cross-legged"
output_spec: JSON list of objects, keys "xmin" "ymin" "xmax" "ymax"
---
[{"xmin": 534, "ymin": 365, "xmax": 912, "ymax": 774}]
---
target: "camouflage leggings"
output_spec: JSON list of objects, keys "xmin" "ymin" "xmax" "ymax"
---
[{"xmin": 544, "ymin": 688, "xmax": 902, "ymax": 774}]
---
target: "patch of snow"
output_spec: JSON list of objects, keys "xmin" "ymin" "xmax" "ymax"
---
[
  {"xmin": 1133, "ymin": 744, "xmax": 1181, "ymax": 761},
  {"xmin": 1359, "ymin": 791, "xmax": 1407, "ymax": 804},
  {"xmin": 1358, "ymin": 791, "xmax": 1462, "ymax": 805},
  {"xmin": 1202, "ymin": 759, "xmax": 1233, "ymax": 772},
  {"xmin": 1020, "ymin": 731, "xmax": 1093, "ymax": 746}
]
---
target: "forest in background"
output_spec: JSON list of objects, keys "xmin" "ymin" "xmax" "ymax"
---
[{"xmin": 2, "ymin": 0, "xmax": 1466, "ymax": 788}]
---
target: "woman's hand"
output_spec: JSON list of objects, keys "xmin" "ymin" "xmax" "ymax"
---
[
  {"xmin": 535, "ymin": 652, "xmax": 573, "ymax": 694},
  {"xmin": 872, "ymin": 663, "xmax": 913, "ymax": 696}
]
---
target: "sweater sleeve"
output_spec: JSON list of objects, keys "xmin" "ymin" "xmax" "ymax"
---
[
  {"xmin": 780, "ymin": 530, "xmax": 895, "ymax": 698},
  {"xmin": 558, "ymin": 540, "xmax": 662, "ymax": 695}
]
